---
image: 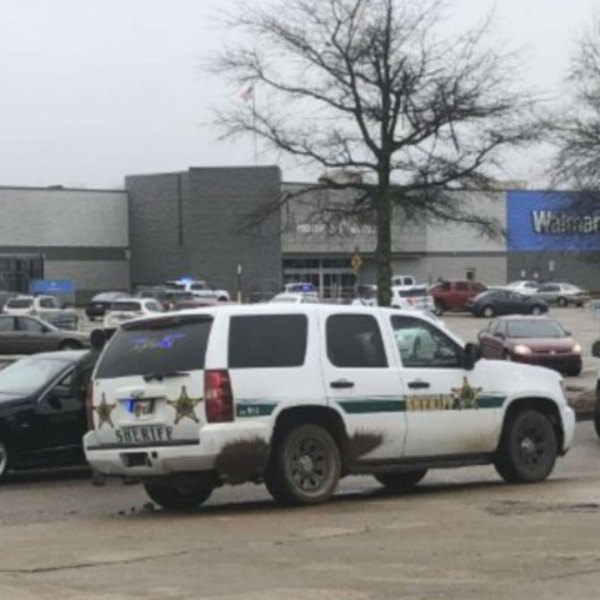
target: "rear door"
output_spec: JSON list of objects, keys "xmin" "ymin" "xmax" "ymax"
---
[
  {"xmin": 92, "ymin": 314, "xmax": 213, "ymax": 448},
  {"xmin": 321, "ymin": 312, "xmax": 407, "ymax": 461}
]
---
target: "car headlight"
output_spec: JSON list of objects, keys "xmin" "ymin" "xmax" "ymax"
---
[
  {"xmin": 572, "ymin": 343, "xmax": 582, "ymax": 354},
  {"xmin": 514, "ymin": 344, "xmax": 532, "ymax": 355}
]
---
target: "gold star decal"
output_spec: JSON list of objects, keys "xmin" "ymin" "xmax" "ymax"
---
[
  {"xmin": 451, "ymin": 377, "xmax": 483, "ymax": 410},
  {"xmin": 167, "ymin": 386, "xmax": 202, "ymax": 424},
  {"xmin": 94, "ymin": 393, "xmax": 116, "ymax": 428}
]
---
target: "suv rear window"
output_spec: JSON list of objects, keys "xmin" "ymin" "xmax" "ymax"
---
[
  {"xmin": 95, "ymin": 315, "xmax": 213, "ymax": 379},
  {"xmin": 228, "ymin": 314, "xmax": 308, "ymax": 368},
  {"xmin": 7, "ymin": 298, "xmax": 32, "ymax": 309}
]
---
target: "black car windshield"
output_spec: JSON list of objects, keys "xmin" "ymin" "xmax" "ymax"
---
[
  {"xmin": 95, "ymin": 315, "xmax": 213, "ymax": 379},
  {"xmin": 0, "ymin": 356, "xmax": 71, "ymax": 396},
  {"xmin": 506, "ymin": 320, "xmax": 566, "ymax": 339}
]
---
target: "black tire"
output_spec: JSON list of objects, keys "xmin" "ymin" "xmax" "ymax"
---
[
  {"xmin": 0, "ymin": 438, "xmax": 9, "ymax": 482},
  {"xmin": 375, "ymin": 469, "xmax": 427, "ymax": 492},
  {"xmin": 594, "ymin": 394, "xmax": 600, "ymax": 439},
  {"xmin": 144, "ymin": 476, "xmax": 214, "ymax": 510},
  {"xmin": 502, "ymin": 350, "xmax": 511, "ymax": 361},
  {"xmin": 265, "ymin": 424, "xmax": 341, "ymax": 506},
  {"xmin": 530, "ymin": 305, "xmax": 543, "ymax": 315},
  {"xmin": 60, "ymin": 340, "xmax": 82, "ymax": 350},
  {"xmin": 494, "ymin": 410, "xmax": 558, "ymax": 484},
  {"xmin": 557, "ymin": 297, "xmax": 568, "ymax": 307},
  {"xmin": 482, "ymin": 305, "xmax": 495, "ymax": 318},
  {"xmin": 434, "ymin": 301, "xmax": 445, "ymax": 317},
  {"xmin": 564, "ymin": 364, "xmax": 582, "ymax": 377}
]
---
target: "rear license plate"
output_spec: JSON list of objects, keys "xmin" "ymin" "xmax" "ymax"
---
[
  {"xmin": 125, "ymin": 399, "xmax": 155, "ymax": 417},
  {"xmin": 115, "ymin": 425, "xmax": 174, "ymax": 445}
]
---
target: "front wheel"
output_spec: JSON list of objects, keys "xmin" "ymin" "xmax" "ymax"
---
[
  {"xmin": 144, "ymin": 476, "xmax": 215, "ymax": 510},
  {"xmin": 0, "ymin": 438, "xmax": 9, "ymax": 482},
  {"xmin": 265, "ymin": 424, "xmax": 341, "ymax": 506},
  {"xmin": 375, "ymin": 469, "xmax": 427, "ymax": 492},
  {"xmin": 557, "ymin": 297, "xmax": 568, "ymax": 307},
  {"xmin": 530, "ymin": 305, "xmax": 544, "ymax": 315},
  {"xmin": 494, "ymin": 410, "xmax": 558, "ymax": 483},
  {"xmin": 482, "ymin": 305, "xmax": 495, "ymax": 318}
]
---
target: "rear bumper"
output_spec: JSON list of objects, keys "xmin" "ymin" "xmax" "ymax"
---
[{"xmin": 83, "ymin": 420, "xmax": 272, "ymax": 480}]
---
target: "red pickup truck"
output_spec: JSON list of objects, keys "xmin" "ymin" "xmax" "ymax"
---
[{"xmin": 429, "ymin": 280, "xmax": 487, "ymax": 315}]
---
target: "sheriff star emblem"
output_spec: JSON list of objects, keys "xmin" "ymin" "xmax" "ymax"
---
[
  {"xmin": 94, "ymin": 393, "xmax": 116, "ymax": 428},
  {"xmin": 167, "ymin": 386, "xmax": 202, "ymax": 424},
  {"xmin": 451, "ymin": 377, "xmax": 483, "ymax": 410}
]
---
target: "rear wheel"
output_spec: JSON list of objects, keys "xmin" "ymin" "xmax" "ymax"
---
[
  {"xmin": 265, "ymin": 424, "xmax": 341, "ymax": 506},
  {"xmin": 557, "ymin": 297, "xmax": 568, "ymax": 307},
  {"xmin": 144, "ymin": 476, "xmax": 215, "ymax": 510},
  {"xmin": 434, "ymin": 301, "xmax": 445, "ymax": 316},
  {"xmin": 482, "ymin": 305, "xmax": 495, "ymax": 318},
  {"xmin": 494, "ymin": 410, "xmax": 558, "ymax": 483},
  {"xmin": 375, "ymin": 469, "xmax": 427, "ymax": 492},
  {"xmin": 530, "ymin": 305, "xmax": 543, "ymax": 315},
  {"xmin": 60, "ymin": 340, "xmax": 82, "ymax": 350}
]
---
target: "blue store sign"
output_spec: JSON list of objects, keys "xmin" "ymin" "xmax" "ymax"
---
[
  {"xmin": 507, "ymin": 191, "xmax": 600, "ymax": 252},
  {"xmin": 29, "ymin": 279, "xmax": 75, "ymax": 296}
]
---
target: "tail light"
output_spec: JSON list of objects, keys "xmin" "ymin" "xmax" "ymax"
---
[
  {"xmin": 205, "ymin": 369, "xmax": 234, "ymax": 422},
  {"xmin": 85, "ymin": 382, "xmax": 95, "ymax": 430}
]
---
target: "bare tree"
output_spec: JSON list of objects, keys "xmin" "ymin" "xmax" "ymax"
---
[{"xmin": 213, "ymin": 0, "xmax": 536, "ymax": 305}]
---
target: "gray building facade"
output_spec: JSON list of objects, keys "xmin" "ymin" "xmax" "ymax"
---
[
  {"xmin": 0, "ymin": 186, "xmax": 130, "ymax": 302},
  {"xmin": 126, "ymin": 166, "xmax": 282, "ymax": 300}
]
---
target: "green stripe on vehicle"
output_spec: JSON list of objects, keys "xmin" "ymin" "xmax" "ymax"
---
[
  {"xmin": 236, "ymin": 403, "xmax": 277, "ymax": 418},
  {"xmin": 337, "ymin": 399, "xmax": 406, "ymax": 414}
]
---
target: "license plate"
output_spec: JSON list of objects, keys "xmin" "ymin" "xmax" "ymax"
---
[
  {"xmin": 115, "ymin": 425, "xmax": 174, "ymax": 445},
  {"xmin": 125, "ymin": 399, "xmax": 155, "ymax": 417}
]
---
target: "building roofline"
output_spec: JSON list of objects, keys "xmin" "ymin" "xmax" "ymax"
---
[{"xmin": 0, "ymin": 184, "xmax": 125, "ymax": 193}]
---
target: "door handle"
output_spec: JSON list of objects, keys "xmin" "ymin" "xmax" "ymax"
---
[
  {"xmin": 330, "ymin": 380, "xmax": 355, "ymax": 389},
  {"xmin": 408, "ymin": 380, "xmax": 430, "ymax": 390}
]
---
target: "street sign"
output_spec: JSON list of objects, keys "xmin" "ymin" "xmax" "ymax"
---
[{"xmin": 351, "ymin": 253, "xmax": 362, "ymax": 273}]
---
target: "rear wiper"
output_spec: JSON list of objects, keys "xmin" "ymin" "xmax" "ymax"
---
[{"xmin": 143, "ymin": 371, "xmax": 191, "ymax": 382}]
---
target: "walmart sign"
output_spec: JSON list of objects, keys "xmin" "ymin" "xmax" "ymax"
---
[{"xmin": 507, "ymin": 191, "xmax": 600, "ymax": 251}]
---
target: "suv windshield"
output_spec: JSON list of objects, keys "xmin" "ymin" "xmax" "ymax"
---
[{"xmin": 95, "ymin": 315, "xmax": 213, "ymax": 378}]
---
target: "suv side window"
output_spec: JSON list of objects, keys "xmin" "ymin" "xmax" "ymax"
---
[
  {"xmin": 229, "ymin": 314, "xmax": 308, "ymax": 368},
  {"xmin": 39, "ymin": 297, "xmax": 57, "ymax": 309},
  {"xmin": 326, "ymin": 314, "xmax": 387, "ymax": 368},
  {"xmin": 391, "ymin": 316, "xmax": 462, "ymax": 369}
]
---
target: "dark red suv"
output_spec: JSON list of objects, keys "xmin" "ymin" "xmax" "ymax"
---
[{"xmin": 429, "ymin": 280, "xmax": 487, "ymax": 315}]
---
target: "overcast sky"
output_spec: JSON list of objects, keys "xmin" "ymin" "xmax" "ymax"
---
[{"xmin": 0, "ymin": 0, "xmax": 596, "ymax": 189}]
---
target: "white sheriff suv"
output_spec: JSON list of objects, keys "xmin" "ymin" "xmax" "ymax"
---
[{"xmin": 84, "ymin": 304, "xmax": 575, "ymax": 510}]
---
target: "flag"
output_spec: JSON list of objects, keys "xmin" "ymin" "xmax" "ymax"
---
[{"xmin": 239, "ymin": 84, "xmax": 253, "ymax": 103}]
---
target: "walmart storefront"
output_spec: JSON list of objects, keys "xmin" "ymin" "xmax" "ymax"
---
[{"xmin": 507, "ymin": 191, "xmax": 600, "ymax": 290}]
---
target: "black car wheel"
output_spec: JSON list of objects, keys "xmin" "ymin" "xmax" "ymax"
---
[
  {"xmin": 375, "ymin": 469, "xmax": 427, "ymax": 492},
  {"xmin": 482, "ymin": 305, "xmax": 495, "ymax": 318},
  {"xmin": 0, "ymin": 438, "xmax": 10, "ymax": 482},
  {"xmin": 530, "ymin": 305, "xmax": 544, "ymax": 315},
  {"xmin": 144, "ymin": 476, "xmax": 215, "ymax": 510},
  {"xmin": 265, "ymin": 424, "xmax": 341, "ymax": 506},
  {"xmin": 494, "ymin": 410, "xmax": 558, "ymax": 483}
]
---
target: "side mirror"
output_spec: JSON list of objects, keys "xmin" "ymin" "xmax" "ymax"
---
[
  {"xmin": 592, "ymin": 340, "xmax": 600, "ymax": 358},
  {"xmin": 463, "ymin": 342, "xmax": 481, "ymax": 371}
]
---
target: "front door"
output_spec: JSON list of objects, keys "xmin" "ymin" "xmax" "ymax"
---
[
  {"xmin": 322, "ymin": 312, "xmax": 407, "ymax": 462},
  {"xmin": 390, "ymin": 315, "xmax": 500, "ymax": 458}
]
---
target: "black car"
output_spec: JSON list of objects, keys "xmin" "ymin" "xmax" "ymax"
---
[
  {"xmin": 466, "ymin": 290, "xmax": 548, "ymax": 318},
  {"xmin": 85, "ymin": 292, "xmax": 128, "ymax": 320},
  {"xmin": 0, "ymin": 351, "xmax": 95, "ymax": 479}
]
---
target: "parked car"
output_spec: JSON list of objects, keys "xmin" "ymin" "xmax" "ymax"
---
[
  {"xmin": 103, "ymin": 298, "xmax": 164, "ymax": 333},
  {"xmin": 0, "ymin": 290, "xmax": 17, "ymax": 312},
  {"xmin": 428, "ymin": 280, "xmax": 487, "ymax": 315},
  {"xmin": 353, "ymin": 285, "xmax": 434, "ymax": 313},
  {"xmin": 0, "ymin": 315, "xmax": 90, "ymax": 354},
  {"xmin": 136, "ymin": 287, "xmax": 218, "ymax": 311},
  {"xmin": 499, "ymin": 280, "xmax": 540, "ymax": 295},
  {"xmin": 282, "ymin": 282, "xmax": 318, "ymax": 295},
  {"xmin": 164, "ymin": 279, "xmax": 230, "ymax": 302},
  {"xmin": 0, "ymin": 350, "xmax": 95, "ymax": 480},
  {"xmin": 533, "ymin": 282, "xmax": 591, "ymax": 307},
  {"xmin": 85, "ymin": 292, "xmax": 128, "ymax": 321},
  {"xmin": 478, "ymin": 316, "xmax": 582, "ymax": 376},
  {"xmin": 592, "ymin": 341, "xmax": 600, "ymax": 438},
  {"xmin": 84, "ymin": 304, "xmax": 574, "ymax": 510},
  {"xmin": 3, "ymin": 295, "xmax": 78, "ymax": 330},
  {"xmin": 391, "ymin": 275, "xmax": 416, "ymax": 287},
  {"xmin": 270, "ymin": 293, "xmax": 320, "ymax": 304},
  {"xmin": 466, "ymin": 290, "xmax": 548, "ymax": 318}
]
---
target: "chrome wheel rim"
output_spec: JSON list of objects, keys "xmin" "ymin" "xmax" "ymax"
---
[{"xmin": 517, "ymin": 424, "xmax": 548, "ymax": 469}]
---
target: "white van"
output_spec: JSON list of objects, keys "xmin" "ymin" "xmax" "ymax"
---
[{"xmin": 84, "ymin": 305, "xmax": 575, "ymax": 510}]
